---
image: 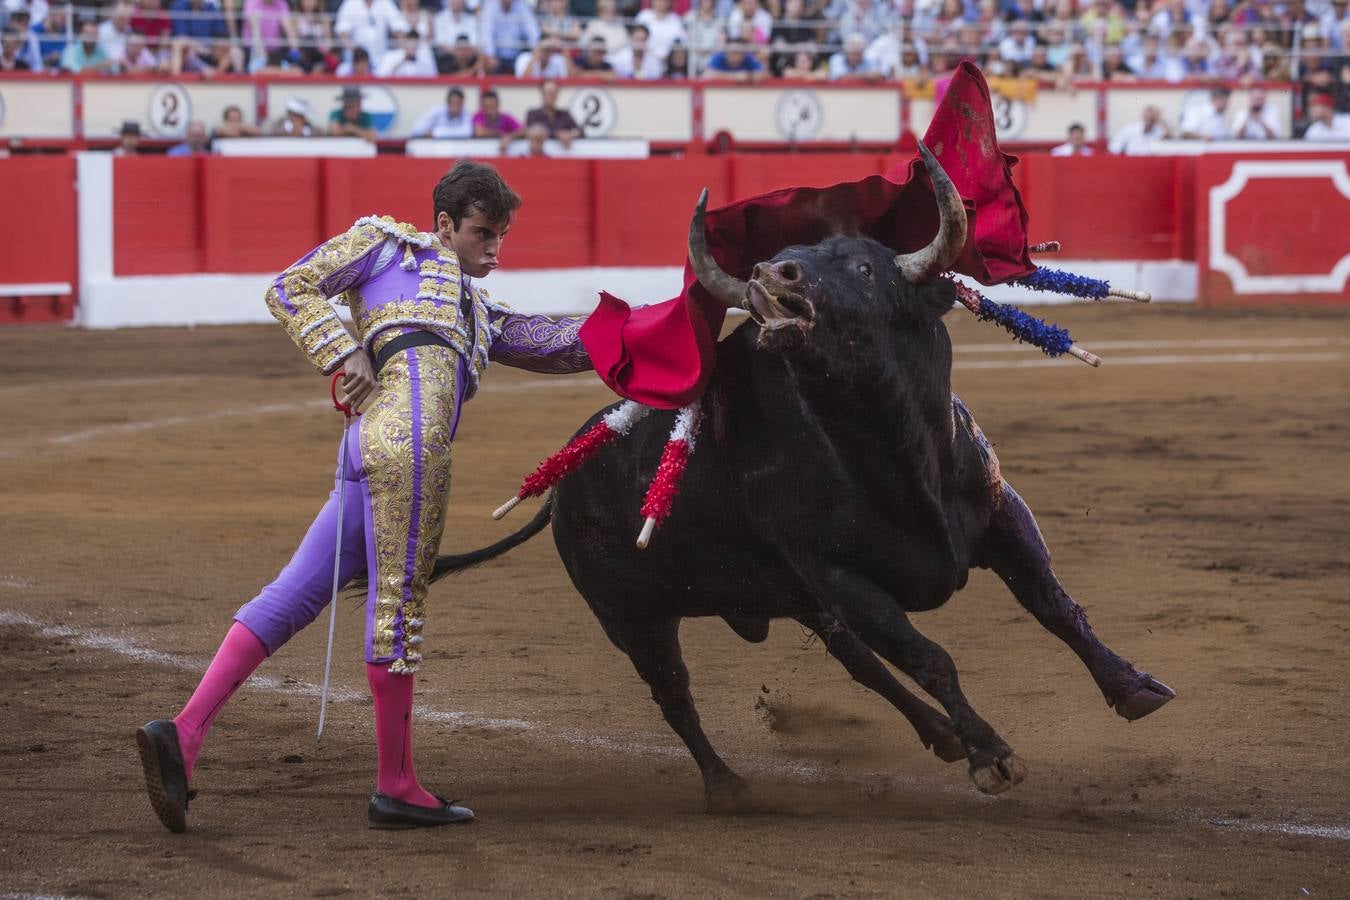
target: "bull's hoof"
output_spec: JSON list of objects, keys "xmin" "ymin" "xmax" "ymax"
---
[
  {"xmin": 1112, "ymin": 673, "xmax": 1176, "ymax": 721},
  {"xmin": 925, "ymin": 726, "xmax": 967, "ymax": 764},
  {"xmin": 969, "ymin": 752, "xmax": 1027, "ymax": 796},
  {"xmin": 704, "ymin": 773, "xmax": 752, "ymax": 815}
]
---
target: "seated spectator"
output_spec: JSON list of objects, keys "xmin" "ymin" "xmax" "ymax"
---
[
  {"xmin": 580, "ymin": 0, "xmax": 629, "ymax": 54},
  {"xmin": 665, "ymin": 40, "xmax": 691, "ymax": 77},
  {"xmin": 329, "ymin": 86, "xmax": 378, "ymax": 142},
  {"xmin": 1180, "ymin": 86, "xmax": 1232, "ymax": 140},
  {"xmin": 574, "ymin": 34, "xmax": 616, "ymax": 75},
  {"xmin": 481, "ymin": 0, "xmax": 540, "ymax": 74},
  {"xmin": 398, "ymin": 0, "xmax": 433, "ymax": 46},
  {"xmin": 1050, "ymin": 122, "xmax": 1094, "ymax": 156},
  {"xmin": 1231, "ymin": 88, "xmax": 1282, "ymax": 139},
  {"xmin": 410, "ymin": 87, "xmax": 472, "ymax": 138},
  {"xmin": 62, "ymin": 20, "xmax": 117, "ymax": 73},
  {"xmin": 864, "ymin": 23, "xmax": 927, "ymax": 79},
  {"xmin": 292, "ymin": 0, "xmax": 336, "ymax": 73},
  {"xmin": 473, "ymin": 89, "xmax": 523, "ymax": 150},
  {"xmin": 377, "ymin": 31, "xmax": 437, "ymax": 75},
  {"xmin": 998, "ymin": 20, "xmax": 1035, "ymax": 67},
  {"xmin": 272, "ymin": 97, "xmax": 317, "ymax": 136},
  {"xmin": 334, "ymin": 0, "xmax": 408, "ymax": 65},
  {"xmin": 514, "ymin": 35, "xmax": 572, "ymax": 77},
  {"xmin": 1100, "ymin": 45, "xmax": 1135, "ymax": 81},
  {"xmin": 4, "ymin": 7, "xmax": 41, "ymax": 71},
  {"xmin": 241, "ymin": 0, "xmax": 297, "ymax": 69},
  {"xmin": 506, "ymin": 121, "xmax": 551, "ymax": 158},
  {"xmin": 1108, "ymin": 104, "xmax": 1171, "ymax": 155},
  {"xmin": 1213, "ymin": 26, "xmax": 1261, "ymax": 80},
  {"xmin": 440, "ymin": 35, "xmax": 487, "ymax": 74},
  {"xmin": 335, "ymin": 45, "xmax": 373, "ymax": 75},
  {"xmin": 97, "ymin": 2, "xmax": 134, "ymax": 69},
  {"xmin": 525, "ymin": 78, "xmax": 581, "ymax": 147},
  {"xmin": 608, "ymin": 24, "xmax": 664, "ymax": 79},
  {"xmin": 0, "ymin": 26, "xmax": 30, "ymax": 71},
  {"xmin": 1154, "ymin": 33, "xmax": 1186, "ymax": 82},
  {"xmin": 214, "ymin": 104, "xmax": 261, "ymax": 139},
  {"xmin": 684, "ymin": 0, "xmax": 723, "ymax": 74},
  {"xmin": 167, "ymin": 120, "xmax": 210, "ymax": 155},
  {"xmin": 726, "ymin": 0, "xmax": 772, "ymax": 44},
  {"xmin": 432, "ymin": 0, "xmax": 479, "ymax": 62},
  {"xmin": 1178, "ymin": 36, "xmax": 1215, "ymax": 78},
  {"xmin": 122, "ymin": 32, "xmax": 163, "ymax": 72},
  {"xmin": 1303, "ymin": 93, "xmax": 1350, "ymax": 139},
  {"xmin": 835, "ymin": 0, "xmax": 899, "ymax": 46},
  {"xmin": 32, "ymin": 5, "xmax": 68, "ymax": 70},
  {"xmin": 769, "ymin": 0, "xmax": 815, "ymax": 75},
  {"xmin": 130, "ymin": 0, "xmax": 173, "ymax": 50},
  {"xmin": 828, "ymin": 32, "xmax": 883, "ymax": 80},
  {"xmin": 779, "ymin": 48, "xmax": 827, "ymax": 78},
  {"xmin": 115, "ymin": 120, "xmax": 141, "ymax": 156},
  {"xmin": 703, "ymin": 41, "xmax": 765, "ymax": 79},
  {"xmin": 169, "ymin": 0, "xmax": 238, "ymax": 75},
  {"xmin": 637, "ymin": 0, "xmax": 687, "ymax": 59},
  {"xmin": 538, "ymin": 0, "xmax": 581, "ymax": 45}
]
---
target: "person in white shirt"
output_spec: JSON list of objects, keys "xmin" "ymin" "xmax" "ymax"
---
[
  {"xmin": 1304, "ymin": 95, "xmax": 1350, "ymax": 140},
  {"xmin": 828, "ymin": 33, "xmax": 883, "ymax": 81},
  {"xmin": 432, "ymin": 0, "xmax": 479, "ymax": 53},
  {"xmin": 334, "ymin": 0, "xmax": 409, "ymax": 64},
  {"xmin": 725, "ymin": 0, "xmax": 773, "ymax": 43},
  {"xmin": 635, "ymin": 0, "xmax": 687, "ymax": 60},
  {"xmin": 865, "ymin": 26, "xmax": 927, "ymax": 79},
  {"xmin": 1230, "ymin": 88, "xmax": 1284, "ymax": 140},
  {"xmin": 409, "ymin": 86, "xmax": 474, "ymax": 138},
  {"xmin": 998, "ymin": 19, "xmax": 1035, "ymax": 65},
  {"xmin": 377, "ymin": 31, "xmax": 436, "ymax": 75},
  {"xmin": 506, "ymin": 121, "xmax": 551, "ymax": 157},
  {"xmin": 579, "ymin": 0, "xmax": 629, "ymax": 54},
  {"xmin": 608, "ymin": 23, "xmax": 664, "ymax": 79},
  {"xmin": 1050, "ymin": 122, "xmax": 1095, "ymax": 156},
  {"xmin": 1180, "ymin": 87, "xmax": 1233, "ymax": 140},
  {"xmin": 97, "ymin": 2, "xmax": 134, "ymax": 68},
  {"xmin": 1109, "ymin": 105, "xmax": 1171, "ymax": 155},
  {"xmin": 513, "ymin": 35, "xmax": 571, "ymax": 77}
]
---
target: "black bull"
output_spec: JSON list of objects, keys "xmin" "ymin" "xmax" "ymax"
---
[{"xmin": 432, "ymin": 154, "xmax": 1175, "ymax": 811}]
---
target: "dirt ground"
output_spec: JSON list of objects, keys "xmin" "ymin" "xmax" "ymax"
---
[{"xmin": 1, "ymin": 304, "xmax": 1348, "ymax": 899}]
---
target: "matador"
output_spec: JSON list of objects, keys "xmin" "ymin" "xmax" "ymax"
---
[{"xmin": 136, "ymin": 160, "xmax": 591, "ymax": 831}]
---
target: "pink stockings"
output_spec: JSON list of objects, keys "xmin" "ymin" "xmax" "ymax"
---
[
  {"xmin": 367, "ymin": 662, "xmax": 439, "ymax": 808},
  {"xmin": 174, "ymin": 625, "xmax": 438, "ymax": 809},
  {"xmin": 173, "ymin": 622, "xmax": 268, "ymax": 780}
]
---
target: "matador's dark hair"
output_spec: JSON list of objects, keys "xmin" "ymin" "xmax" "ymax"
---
[{"xmin": 432, "ymin": 160, "xmax": 521, "ymax": 231}]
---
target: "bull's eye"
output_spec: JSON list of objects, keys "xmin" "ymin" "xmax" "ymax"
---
[{"xmin": 858, "ymin": 262, "xmax": 873, "ymax": 279}]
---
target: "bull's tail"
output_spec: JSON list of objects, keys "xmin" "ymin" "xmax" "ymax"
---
[{"xmin": 429, "ymin": 493, "xmax": 555, "ymax": 583}]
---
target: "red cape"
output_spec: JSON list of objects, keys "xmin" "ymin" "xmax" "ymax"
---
[{"xmin": 580, "ymin": 62, "xmax": 1035, "ymax": 410}]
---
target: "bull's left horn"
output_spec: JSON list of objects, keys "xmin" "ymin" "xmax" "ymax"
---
[
  {"xmin": 688, "ymin": 188, "xmax": 749, "ymax": 309},
  {"xmin": 894, "ymin": 141, "xmax": 969, "ymax": 283}
]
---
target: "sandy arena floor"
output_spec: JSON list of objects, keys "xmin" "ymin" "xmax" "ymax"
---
[{"xmin": 1, "ymin": 304, "xmax": 1348, "ymax": 898}]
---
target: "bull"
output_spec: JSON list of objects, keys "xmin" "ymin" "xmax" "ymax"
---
[{"xmin": 433, "ymin": 146, "xmax": 1175, "ymax": 811}]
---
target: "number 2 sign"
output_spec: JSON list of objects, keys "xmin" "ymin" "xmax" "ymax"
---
[{"xmin": 148, "ymin": 83, "xmax": 192, "ymax": 138}]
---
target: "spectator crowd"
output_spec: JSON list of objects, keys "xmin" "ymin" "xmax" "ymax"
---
[{"xmin": 1, "ymin": 0, "xmax": 1346, "ymax": 137}]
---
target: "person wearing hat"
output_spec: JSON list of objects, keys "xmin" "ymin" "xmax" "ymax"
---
[
  {"xmin": 273, "ymin": 96, "xmax": 316, "ymax": 136},
  {"xmin": 114, "ymin": 120, "xmax": 141, "ymax": 156},
  {"xmin": 1304, "ymin": 93, "xmax": 1350, "ymax": 140},
  {"xmin": 329, "ymin": 85, "xmax": 377, "ymax": 142}
]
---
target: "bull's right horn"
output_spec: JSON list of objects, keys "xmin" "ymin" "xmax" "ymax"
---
[
  {"xmin": 894, "ymin": 142, "xmax": 969, "ymax": 283},
  {"xmin": 688, "ymin": 188, "xmax": 749, "ymax": 309}
]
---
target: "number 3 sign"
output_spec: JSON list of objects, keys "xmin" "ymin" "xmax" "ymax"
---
[
  {"xmin": 148, "ymin": 83, "xmax": 192, "ymax": 138},
  {"xmin": 568, "ymin": 87, "xmax": 617, "ymax": 138}
]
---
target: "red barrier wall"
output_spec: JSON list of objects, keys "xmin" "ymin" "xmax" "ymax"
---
[
  {"xmin": 108, "ymin": 153, "xmax": 1196, "ymax": 277},
  {"xmin": 0, "ymin": 157, "xmax": 77, "ymax": 322}
]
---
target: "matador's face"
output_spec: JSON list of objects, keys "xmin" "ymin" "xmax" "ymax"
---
[{"xmin": 438, "ymin": 209, "xmax": 510, "ymax": 279}]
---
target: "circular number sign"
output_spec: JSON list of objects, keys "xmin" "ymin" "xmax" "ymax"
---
[
  {"xmin": 569, "ymin": 87, "xmax": 618, "ymax": 138},
  {"xmin": 148, "ymin": 83, "xmax": 192, "ymax": 138},
  {"xmin": 775, "ymin": 90, "xmax": 823, "ymax": 141}
]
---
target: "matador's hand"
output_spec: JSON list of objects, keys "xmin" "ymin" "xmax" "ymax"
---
[{"xmin": 339, "ymin": 349, "xmax": 376, "ymax": 412}]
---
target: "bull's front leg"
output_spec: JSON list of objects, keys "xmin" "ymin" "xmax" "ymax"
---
[
  {"xmin": 818, "ymin": 568, "xmax": 1026, "ymax": 796},
  {"xmin": 981, "ymin": 482, "xmax": 1175, "ymax": 721}
]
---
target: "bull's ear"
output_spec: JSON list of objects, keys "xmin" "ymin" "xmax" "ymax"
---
[{"xmin": 895, "ymin": 278, "xmax": 957, "ymax": 323}]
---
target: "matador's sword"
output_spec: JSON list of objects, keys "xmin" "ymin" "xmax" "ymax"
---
[{"xmin": 318, "ymin": 369, "xmax": 354, "ymax": 743}]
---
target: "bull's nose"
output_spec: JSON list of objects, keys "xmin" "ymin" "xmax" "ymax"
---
[{"xmin": 771, "ymin": 261, "xmax": 801, "ymax": 283}]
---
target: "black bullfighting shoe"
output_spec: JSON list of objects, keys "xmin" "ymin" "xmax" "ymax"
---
[
  {"xmin": 135, "ymin": 719, "xmax": 195, "ymax": 834},
  {"xmin": 368, "ymin": 793, "xmax": 475, "ymax": 830}
]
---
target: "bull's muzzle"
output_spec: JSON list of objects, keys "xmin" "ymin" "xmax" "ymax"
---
[{"xmin": 747, "ymin": 260, "xmax": 815, "ymax": 351}]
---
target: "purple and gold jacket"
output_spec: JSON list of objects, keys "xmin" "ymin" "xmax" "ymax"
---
[{"xmin": 265, "ymin": 215, "xmax": 590, "ymax": 396}]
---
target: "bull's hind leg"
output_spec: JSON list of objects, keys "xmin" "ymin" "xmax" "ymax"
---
[
  {"xmin": 796, "ymin": 613, "xmax": 965, "ymax": 763},
  {"xmin": 983, "ymin": 483, "xmax": 1175, "ymax": 721},
  {"xmin": 603, "ymin": 617, "xmax": 751, "ymax": 814},
  {"xmin": 821, "ymin": 570, "xmax": 1026, "ymax": 795}
]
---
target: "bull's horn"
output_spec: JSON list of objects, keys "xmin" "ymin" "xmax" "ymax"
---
[
  {"xmin": 688, "ymin": 188, "xmax": 748, "ymax": 309},
  {"xmin": 894, "ymin": 142, "xmax": 969, "ymax": 282}
]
